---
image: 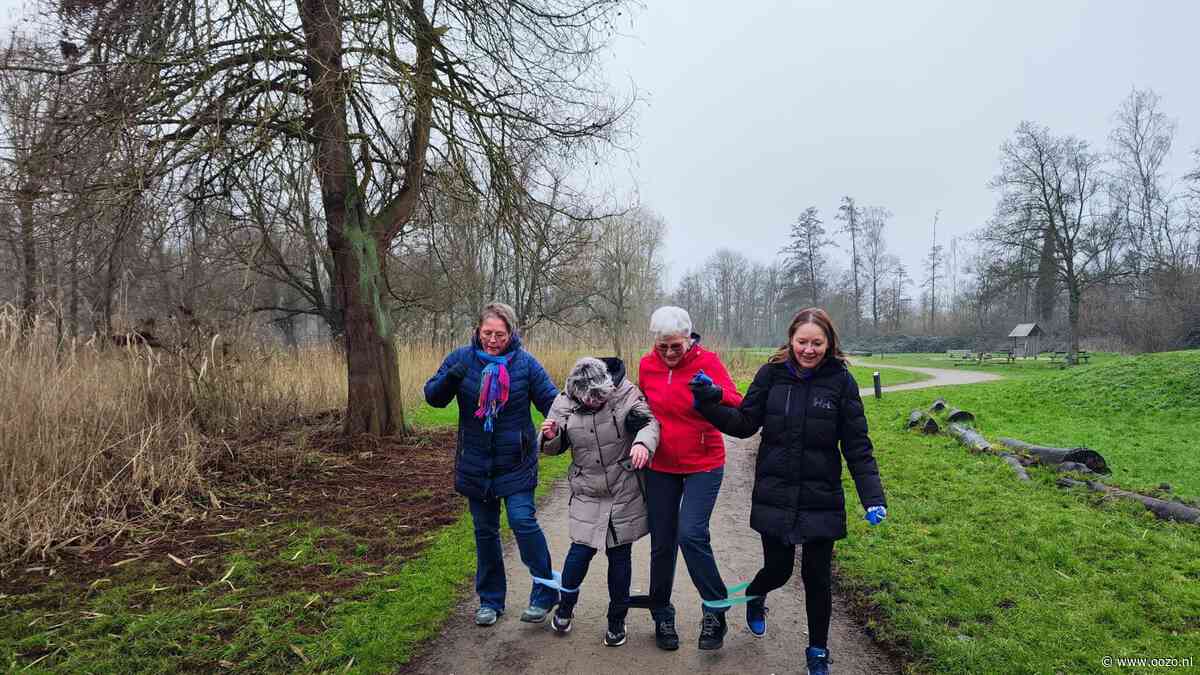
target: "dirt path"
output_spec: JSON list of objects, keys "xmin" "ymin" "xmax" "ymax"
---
[
  {"xmin": 405, "ymin": 435, "xmax": 900, "ymax": 675},
  {"xmin": 405, "ymin": 363, "xmax": 995, "ymax": 675},
  {"xmin": 855, "ymin": 361, "xmax": 1002, "ymax": 396}
]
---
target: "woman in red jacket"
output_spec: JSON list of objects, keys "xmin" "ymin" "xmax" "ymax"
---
[{"xmin": 638, "ymin": 306, "xmax": 743, "ymax": 651}]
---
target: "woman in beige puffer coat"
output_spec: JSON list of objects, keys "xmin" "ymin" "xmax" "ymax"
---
[{"xmin": 539, "ymin": 356, "xmax": 659, "ymax": 646}]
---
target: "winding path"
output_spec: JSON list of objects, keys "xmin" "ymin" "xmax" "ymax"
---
[
  {"xmin": 405, "ymin": 363, "xmax": 998, "ymax": 674},
  {"xmin": 855, "ymin": 361, "xmax": 1002, "ymax": 396}
]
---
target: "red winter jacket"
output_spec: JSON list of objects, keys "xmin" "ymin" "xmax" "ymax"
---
[{"xmin": 638, "ymin": 342, "xmax": 743, "ymax": 474}]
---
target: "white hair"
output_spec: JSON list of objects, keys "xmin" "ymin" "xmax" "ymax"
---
[{"xmin": 649, "ymin": 306, "xmax": 693, "ymax": 340}]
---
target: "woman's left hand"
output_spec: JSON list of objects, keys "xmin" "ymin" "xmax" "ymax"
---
[{"xmin": 630, "ymin": 443, "xmax": 650, "ymax": 469}]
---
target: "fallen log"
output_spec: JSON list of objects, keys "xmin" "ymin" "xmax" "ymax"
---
[
  {"xmin": 906, "ymin": 410, "xmax": 940, "ymax": 434},
  {"xmin": 1057, "ymin": 478, "xmax": 1200, "ymax": 525},
  {"xmin": 999, "ymin": 452, "xmax": 1030, "ymax": 481},
  {"xmin": 947, "ymin": 422, "xmax": 991, "ymax": 452},
  {"xmin": 997, "ymin": 438, "xmax": 1110, "ymax": 475},
  {"xmin": 930, "ymin": 398, "xmax": 947, "ymax": 412},
  {"xmin": 946, "ymin": 407, "xmax": 975, "ymax": 424}
]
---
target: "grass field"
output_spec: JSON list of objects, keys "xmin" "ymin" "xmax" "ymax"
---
[{"xmin": 832, "ymin": 350, "xmax": 1200, "ymax": 673}]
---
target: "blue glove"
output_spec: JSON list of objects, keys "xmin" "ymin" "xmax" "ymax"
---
[
  {"xmin": 865, "ymin": 506, "xmax": 887, "ymax": 526},
  {"xmin": 688, "ymin": 370, "xmax": 722, "ymax": 407}
]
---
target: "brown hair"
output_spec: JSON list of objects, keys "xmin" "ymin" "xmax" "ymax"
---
[
  {"xmin": 768, "ymin": 307, "xmax": 847, "ymax": 367},
  {"xmin": 478, "ymin": 301, "xmax": 519, "ymax": 336}
]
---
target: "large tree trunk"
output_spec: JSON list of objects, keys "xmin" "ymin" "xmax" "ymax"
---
[
  {"xmin": 1067, "ymin": 284, "xmax": 1081, "ymax": 365},
  {"xmin": 300, "ymin": 0, "xmax": 406, "ymax": 437},
  {"xmin": 997, "ymin": 437, "xmax": 1109, "ymax": 474},
  {"xmin": 1036, "ymin": 223, "xmax": 1057, "ymax": 325}
]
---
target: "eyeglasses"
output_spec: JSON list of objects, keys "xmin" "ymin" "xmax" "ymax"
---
[
  {"xmin": 655, "ymin": 342, "xmax": 687, "ymax": 355},
  {"xmin": 480, "ymin": 330, "xmax": 509, "ymax": 342}
]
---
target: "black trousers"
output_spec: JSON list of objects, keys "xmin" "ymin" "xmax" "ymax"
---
[{"xmin": 745, "ymin": 533, "xmax": 835, "ymax": 648}]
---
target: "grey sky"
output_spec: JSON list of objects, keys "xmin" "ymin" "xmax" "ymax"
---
[
  {"xmin": 599, "ymin": 1, "xmax": 1200, "ymax": 288},
  {"xmin": 3, "ymin": 1, "xmax": 1198, "ymax": 292}
]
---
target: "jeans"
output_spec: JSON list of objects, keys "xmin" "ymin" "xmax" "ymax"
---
[
  {"xmin": 745, "ymin": 534, "xmax": 835, "ymax": 647},
  {"xmin": 645, "ymin": 466, "xmax": 727, "ymax": 619},
  {"xmin": 467, "ymin": 491, "xmax": 559, "ymax": 612},
  {"xmin": 557, "ymin": 542, "xmax": 633, "ymax": 622}
]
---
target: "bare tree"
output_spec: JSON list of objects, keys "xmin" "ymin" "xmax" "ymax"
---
[
  {"xmin": 986, "ymin": 122, "xmax": 1125, "ymax": 363},
  {"xmin": 591, "ymin": 208, "xmax": 665, "ymax": 360},
  {"xmin": 835, "ymin": 196, "xmax": 862, "ymax": 335},
  {"xmin": 48, "ymin": 0, "xmax": 633, "ymax": 436},
  {"xmin": 861, "ymin": 206, "xmax": 891, "ymax": 333}
]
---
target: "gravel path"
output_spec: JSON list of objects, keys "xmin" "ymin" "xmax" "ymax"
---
[{"xmin": 855, "ymin": 361, "xmax": 1002, "ymax": 396}]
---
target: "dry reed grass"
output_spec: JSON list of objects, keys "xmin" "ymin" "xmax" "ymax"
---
[{"xmin": 1, "ymin": 316, "xmax": 721, "ymax": 561}]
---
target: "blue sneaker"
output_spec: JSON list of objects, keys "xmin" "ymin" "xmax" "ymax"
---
[
  {"xmin": 805, "ymin": 646, "xmax": 830, "ymax": 675},
  {"xmin": 746, "ymin": 599, "xmax": 767, "ymax": 637}
]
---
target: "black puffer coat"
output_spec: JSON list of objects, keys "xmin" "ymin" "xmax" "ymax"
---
[{"xmin": 697, "ymin": 357, "xmax": 885, "ymax": 543}]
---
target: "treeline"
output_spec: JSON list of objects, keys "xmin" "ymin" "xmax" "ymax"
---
[{"xmin": 676, "ymin": 90, "xmax": 1200, "ymax": 356}]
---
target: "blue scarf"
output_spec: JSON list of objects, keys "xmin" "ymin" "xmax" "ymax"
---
[{"xmin": 474, "ymin": 350, "xmax": 513, "ymax": 432}]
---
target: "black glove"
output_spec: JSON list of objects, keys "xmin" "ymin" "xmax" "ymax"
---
[
  {"xmin": 624, "ymin": 407, "xmax": 651, "ymax": 434},
  {"xmin": 689, "ymin": 370, "xmax": 723, "ymax": 408},
  {"xmin": 447, "ymin": 362, "xmax": 468, "ymax": 381}
]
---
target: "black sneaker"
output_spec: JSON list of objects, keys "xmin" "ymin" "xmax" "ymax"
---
[
  {"xmin": 604, "ymin": 620, "xmax": 627, "ymax": 647},
  {"xmin": 654, "ymin": 617, "xmax": 679, "ymax": 651},
  {"xmin": 550, "ymin": 610, "xmax": 572, "ymax": 634},
  {"xmin": 697, "ymin": 611, "xmax": 727, "ymax": 650}
]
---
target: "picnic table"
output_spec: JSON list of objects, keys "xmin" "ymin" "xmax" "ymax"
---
[
  {"xmin": 947, "ymin": 349, "xmax": 1016, "ymax": 365},
  {"xmin": 1048, "ymin": 350, "xmax": 1090, "ymax": 364}
]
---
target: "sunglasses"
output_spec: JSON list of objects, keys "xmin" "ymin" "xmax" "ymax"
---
[{"xmin": 655, "ymin": 342, "xmax": 688, "ymax": 355}]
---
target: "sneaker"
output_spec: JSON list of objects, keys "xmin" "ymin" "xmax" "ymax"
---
[
  {"xmin": 520, "ymin": 604, "xmax": 553, "ymax": 623},
  {"xmin": 474, "ymin": 606, "xmax": 499, "ymax": 626},
  {"xmin": 550, "ymin": 611, "xmax": 573, "ymax": 634},
  {"xmin": 604, "ymin": 620, "xmax": 627, "ymax": 647},
  {"xmin": 654, "ymin": 617, "xmax": 679, "ymax": 651},
  {"xmin": 805, "ymin": 646, "xmax": 831, "ymax": 675},
  {"xmin": 746, "ymin": 599, "xmax": 768, "ymax": 637},
  {"xmin": 697, "ymin": 611, "xmax": 727, "ymax": 650}
]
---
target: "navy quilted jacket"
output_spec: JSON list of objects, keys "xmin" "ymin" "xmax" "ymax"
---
[{"xmin": 424, "ymin": 334, "xmax": 559, "ymax": 500}]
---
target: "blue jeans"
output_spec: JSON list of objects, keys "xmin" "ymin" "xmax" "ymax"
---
[
  {"xmin": 645, "ymin": 466, "xmax": 727, "ymax": 619},
  {"xmin": 467, "ymin": 491, "xmax": 559, "ymax": 612},
  {"xmin": 558, "ymin": 542, "xmax": 633, "ymax": 622}
]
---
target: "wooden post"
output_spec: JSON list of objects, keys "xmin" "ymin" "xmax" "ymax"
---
[{"xmin": 873, "ymin": 371, "xmax": 881, "ymax": 399}]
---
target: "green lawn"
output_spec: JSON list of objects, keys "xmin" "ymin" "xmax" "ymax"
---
[{"xmin": 833, "ymin": 350, "xmax": 1200, "ymax": 673}]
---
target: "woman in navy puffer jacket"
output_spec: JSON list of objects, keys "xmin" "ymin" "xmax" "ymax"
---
[{"xmin": 424, "ymin": 302, "xmax": 560, "ymax": 627}]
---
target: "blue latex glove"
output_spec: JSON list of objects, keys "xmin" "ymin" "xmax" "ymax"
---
[
  {"xmin": 688, "ymin": 369, "xmax": 722, "ymax": 407},
  {"xmin": 690, "ymin": 370, "xmax": 714, "ymax": 387},
  {"xmin": 865, "ymin": 506, "xmax": 887, "ymax": 526}
]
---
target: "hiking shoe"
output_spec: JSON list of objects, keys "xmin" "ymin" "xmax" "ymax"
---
[
  {"xmin": 550, "ymin": 611, "xmax": 573, "ymax": 634},
  {"xmin": 806, "ymin": 646, "xmax": 831, "ymax": 675},
  {"xmin": 520, "ymin": 604, "xmax": 553, "ymax": 623},
  {"xmin": 474, "ymin": 606, "xmax": 499, "ymax": 626},
  {"xmin": 746, "ymin": 598, "xmax": 768, "ymax": 637},
  {"xmin": 697, "ymin": 611, "xmax": 727, "ymax": 650},
  {"xmin": 654, "ymin": 617, "xmax": 679, "ymax": 651},
  {"xmin": 604, "ymin": 620, "xmax": 627, "ymax": 647}
]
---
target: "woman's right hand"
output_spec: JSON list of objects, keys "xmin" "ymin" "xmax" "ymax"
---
[{"xmin": 540, "ymin": 418, "xmax": 559, "ymax": 439}]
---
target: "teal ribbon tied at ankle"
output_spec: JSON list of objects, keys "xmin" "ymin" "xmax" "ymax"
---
[
  {"xmin": 532, "ymin": 570, "xmax": 580, "ymax": 594},
  {"xmin": 701, "ymin": 581, "xmax": 761, "ymax": 609}
]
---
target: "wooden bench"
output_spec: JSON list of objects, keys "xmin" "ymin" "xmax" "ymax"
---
[{"xmin": 946, "ymin": 349, "xmax": 973, "ymax": 360}]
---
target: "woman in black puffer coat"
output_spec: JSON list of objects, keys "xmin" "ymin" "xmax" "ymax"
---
[{"xmin": 688, "ymin": 307, "xmax": 886, "ymax": 675}]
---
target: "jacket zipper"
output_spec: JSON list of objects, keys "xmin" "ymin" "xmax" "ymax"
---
[{"xmin": 667, "ymin": 368, "xmax": 673, "ymax": 384}]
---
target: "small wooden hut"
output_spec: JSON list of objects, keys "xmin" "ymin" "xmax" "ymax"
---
[{"xmin": 1008, "ymin": 322, "xmax": 1044, "ymax": 358}]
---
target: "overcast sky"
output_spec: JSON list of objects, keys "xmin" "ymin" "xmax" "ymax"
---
[
  {"xmin": 3, "ymin": 1, "xmax": 1198, "ymax": 291},
  {"xmin": 596, "ymin": 1, "xmax": 1200, "ymax": 287}
]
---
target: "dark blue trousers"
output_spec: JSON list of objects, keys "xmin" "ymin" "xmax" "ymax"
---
[
  {"xmin": 558, "ymin": 541, "xmax": 633, "ymax": 622},
  {"xmin": 645, "ymin": 466, "xmax": 728, "ymax": 619}
]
